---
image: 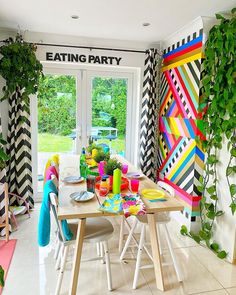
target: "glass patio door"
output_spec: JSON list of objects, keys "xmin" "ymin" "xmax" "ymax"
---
[
  {"xmin": 86, "ymin": 71, "xmax": 133, "ymax": 160},
  {"xmin": 36, "ymin": 68, "xmax": 82, "ymax": 195},
  {"xmin": 33, "ymin": 67, "xmax": 136, "ymax": 200}
]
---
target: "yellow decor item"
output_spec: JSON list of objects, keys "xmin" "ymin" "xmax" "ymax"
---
[
  {"xmin": 51, "ymin": 154, "xmax": 60, "ymax": 166},
  {"xmin": 92, "ymin": 148, "xmax": 98, "ymax": 158},
  {"xmin": 141, "ymin": 189, "xmax": 166, "ymax": 200},
  {"xmin": 86, "ymin": 159, "xmax": 97, "ymax": 167}
]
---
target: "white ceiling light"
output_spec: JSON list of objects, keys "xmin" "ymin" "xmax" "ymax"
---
[
  {"xmin": 71, "ymin": 15, "xmax": 79, "ymax": 19},
  {"xmin": 142, "ymin": 22, "xmax": 150, "ymax": 27}
]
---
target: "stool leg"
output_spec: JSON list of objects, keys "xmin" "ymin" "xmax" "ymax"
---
[
  {"xmin": 163, "ymin": 224, "xmax": 182, "ymax": 282},
  {"xmin": 55, "ymin": 244, "xmax": 63, "ymax": 270},
  {"xmin": 103, "ymin": 241, "xmax": 112, "ymax": 291},
  {"xmin": 55, "ymin": 245, "xmax": 69, "ymax": 295},
  {"xmin": 120, "ymin": 218, "xmax": 138, "ymax": 260},
  {"xmin": 100, "ymin": 242, "xmax": 105, "ymax": 264},
  {"xmin": 119, "ymin": 216, "xmax": 125, "ymax": 253},
  {"xmin": 54, "ymin": 239, "xmax": 60, "ymax": 260},
  {"xmin": 133, "ymin": 224, "xmax": 146, "ymax": 289},
  {"xmin": 96, "ymin": 242, "xmax": 100, "ymax": 257}
]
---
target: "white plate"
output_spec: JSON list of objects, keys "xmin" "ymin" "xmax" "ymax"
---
[
  {"xmin": 62, "ymin": 176, "xmax": 84, "ymax": 184},
  {"xmin": 126, "ymin": 172, "xmax": 144, "ymax": 179},
  {"xmin": 70, "ymin": 191, "xmax": 94, "ymax": 202}
]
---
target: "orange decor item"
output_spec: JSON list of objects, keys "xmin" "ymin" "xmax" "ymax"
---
[{"xmin": 96, "ymin": 177, "xmax": 129, "ymax": 192}]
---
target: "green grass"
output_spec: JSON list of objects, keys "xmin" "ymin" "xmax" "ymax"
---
[
  {"xmin": 96, "ymin": 135, "xmax": 125, "ymax": 153},
  {"xmin": 38, "ymin": 133, "xmax": 125, "ymax": 153},
  {"xmin": 38, "ymin": 133, "xmax": 73, "ymax": 152}
]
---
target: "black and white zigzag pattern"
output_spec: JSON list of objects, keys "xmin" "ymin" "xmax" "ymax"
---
[
  {"xmin": 6, "ymin": 90, "xmax": 34, "ymax": 208},
  {"xmin": 0, "ymin": 116, "xmax": 8, "ymax": 236},
  {"xmin": 140, "ymin": 49, "xmax": 162, "ymax": 181}
]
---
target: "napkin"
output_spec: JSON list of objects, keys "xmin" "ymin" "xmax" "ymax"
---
[
  {"xmin": 121, "ymin": 194, "xmax": 146, "ymax": 218},
  {"xmin": 99, "ymin": 193, "xmax": 123, "ymax": 213}
]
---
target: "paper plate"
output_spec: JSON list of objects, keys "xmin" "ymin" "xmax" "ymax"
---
[
  {"xmin": 62, "ymin": 176, "xmax": 84, "ymax": 184},
  {"xmin": 70, "ymin": 191, "xmax": 94, "ymax": 202},
  {"xmin": 126, "ymin": 172, "xmax": 144, "ymax": 179},
  {"xmin": 141, "ymin": 189, "xmax": 166, "ymax": 200}
]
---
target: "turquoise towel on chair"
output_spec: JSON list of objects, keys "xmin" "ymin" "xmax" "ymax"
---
[{"xmin": 38, "ymin": 180, "xmax": 73, "ymax": 247}]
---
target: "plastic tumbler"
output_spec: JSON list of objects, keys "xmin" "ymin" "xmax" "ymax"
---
[
  {"xmin": 122, "ymin": 164, "xmax": 128, "ymax": 175},
  {"xmin": 130, "ymin": 179, "xmax": 139, "ymax": 193},
  {"xmin": 86, "ymin": 175, "xmax": 96, "ymax": 193}
]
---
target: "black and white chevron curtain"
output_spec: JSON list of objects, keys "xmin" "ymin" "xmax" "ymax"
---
[
  {"xmin": 0, "ymin": 115, "xmax": 7, "ymax": 236},
  {"xmin": 140, "ymin": 49, "xmax": 162, "ymax": 182},
  {"xmin": 6, "ymin": 90, "xmax": 34, "ymax": 208}
]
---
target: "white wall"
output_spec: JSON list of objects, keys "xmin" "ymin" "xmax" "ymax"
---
[{"xmin": 161, "ymin": 16, "xmax": 203, "ymax": 50}]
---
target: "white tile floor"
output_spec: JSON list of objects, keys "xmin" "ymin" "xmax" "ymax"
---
[{"xmin": 2, "ymin": 204, "xmax": 236, "ymax": 295}]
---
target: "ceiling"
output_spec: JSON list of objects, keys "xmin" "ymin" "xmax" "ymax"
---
[{"xmin": 0, "ymin": 0, "xmax": 235, "ymax": 43}]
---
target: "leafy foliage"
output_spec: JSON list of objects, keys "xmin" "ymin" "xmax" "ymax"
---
[
  {"xmin": 92, "ymin": 77, "xmax": 127, "ymax": 135},
  {"xmin": 37, "ymin": 75, "xmax": 127, "ymax": 137},
  {"xmin": 200, "ymin": 9, "xmax": 236, "ymax": 214},
  {"xmin": 0, "ymin": 134, "xmax": 9, "ymax": 170},
  {"xmin": 93, "ymin": 150, "xmax": 110, "ymax": 163},
  {"xmin": 104, "ymin": 158, "xmax": 122, "ymax": 176},
  {"xmin": 181, "ymin": 9, "xmax": 236, "ymax": 259},
  {"xmin": 86, "ymin": 143, "xmax": 103, "ymax": 154},
  {"xmin": 0, "ymin": 34, "xmax": 43, "ymax": 106},
  {"xmin": 0, "ymin": 265, "xmax": 4, "ymax": 287},
  {"xmin": 38, "ymin": 75, "xmax": 76, "ymax": 135}
]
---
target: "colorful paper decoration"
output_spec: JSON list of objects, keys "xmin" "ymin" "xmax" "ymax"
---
[
  {"xmin": 99, "ymin": 194, "xmax": 123, "ymax": 214},
  {"xmin": 122, "ymin": 194, "xmax": 146, "ymax": 218},
  {"xmin": 157, "ymin": 30, "xmax": 205, "ymax": 221}
]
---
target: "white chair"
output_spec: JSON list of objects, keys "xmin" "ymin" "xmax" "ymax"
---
[
  {"xmin": 120, "ymin": 181, "xmax": 182, "ymax": 289},
  {"xmin": 49, "ymin": 193, "xmax": 114, "ymax": 294}
]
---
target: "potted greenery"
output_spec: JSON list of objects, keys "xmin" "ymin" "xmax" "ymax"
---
[
  {"xmin": 104, "ymin": 158, "xmax": 122, "ymax": 176},
  {"xmin": 93, "ymin": 150, "xmax": 110, "ymax": 163},
  {"xmin": 0, "ymin": 34, "xmax": 43, "ymax": 107},
  {"xmin": 104, "ymin": 158, "xmax": 122, "ymax": 188},
  {"xmin": 86, "ymin": 143, "xmax": 102, "ymax": 155}
]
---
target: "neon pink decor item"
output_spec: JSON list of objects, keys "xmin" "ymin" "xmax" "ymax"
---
[
  {"xmin": 45, "ymin": 166, "xmax": 59, "ymax": 181},
  {"xmin": 98, "ymin": 161, "xmax": 105, "ymax": 177},
  {"xmin": 121, "ymin": 164, "xmax": 128, "ymax": 174},
  {"xmin": 130, "ymin": 179, "xmax": 139, "ymax": 193}
]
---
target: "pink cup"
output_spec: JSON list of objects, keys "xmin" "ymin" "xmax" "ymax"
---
[
  {"xmin": 122, "ymin": 164, "xmax": 128, "ymax": 174},
  {"xmin": 130, "ymin": 179, "xmax": 139, "ymax": 193}
]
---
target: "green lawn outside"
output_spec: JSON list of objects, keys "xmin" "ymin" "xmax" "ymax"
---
[
  {"xmin": 38, "ymin": 133, "xmax": 125, "ymax": 153},
  {"xmin": 38, "ymin": 133, "xmax": 73, "ymax": 152}
]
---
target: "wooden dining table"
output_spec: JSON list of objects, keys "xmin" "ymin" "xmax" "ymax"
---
[{"xmin": 57, "ymin": 155, "xmax": 184, "ymax": 295}]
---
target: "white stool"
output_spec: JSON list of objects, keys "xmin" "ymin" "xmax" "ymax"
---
[{"xmin": 120, "ymin": 181, "xmax": 183, "ymax": 289}]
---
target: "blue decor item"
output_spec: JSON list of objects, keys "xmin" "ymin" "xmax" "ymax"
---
[{"xmin": 38, "ymin": 180, "xmax": 73, "ymax": 247}]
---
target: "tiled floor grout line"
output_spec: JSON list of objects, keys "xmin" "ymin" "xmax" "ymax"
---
[
  {"xmin": 189, "ymin": 246, "xmax": 227, "ymax": 291},
  {"xmin": 189, "ymin": 287, "xmax": 226, "ymax": 295}
]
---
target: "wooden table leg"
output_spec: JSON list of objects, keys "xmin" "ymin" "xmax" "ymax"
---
[
  {"xmin": 147, "ymin": 213, "xmax": 165, "ymax": 291},
  {"xmin": 69, "ymin": 218, "xmax": 86, "ymax": 295}
]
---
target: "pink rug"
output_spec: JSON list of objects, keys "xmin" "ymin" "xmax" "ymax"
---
[{"xmin": 0, "ymin": 239, "xmax": 17, "ymax": 294}]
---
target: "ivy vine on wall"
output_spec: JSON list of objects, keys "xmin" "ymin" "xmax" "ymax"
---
[
  {"xmin": 0, "ymin": 34, "xmax": 43, "ymax": 117},
  {"xmin": 181, "ymin": 8, "xmax": 236, "ymax": 259}
]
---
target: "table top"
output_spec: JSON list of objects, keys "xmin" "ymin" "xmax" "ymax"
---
[{"xmin": 57, "ymin": 155, "xmax": 184, "ymax": 220}]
